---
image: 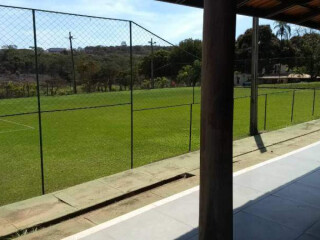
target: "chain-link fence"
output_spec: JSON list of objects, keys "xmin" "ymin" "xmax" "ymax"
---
[{"xmin": 1, "ymin": 5, "xmax": 320, "ymax": 206}]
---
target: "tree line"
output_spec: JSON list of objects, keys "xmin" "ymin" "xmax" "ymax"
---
[{"xmin": 1, "ymin": 22, "xmax": 320, "ymax": 99}]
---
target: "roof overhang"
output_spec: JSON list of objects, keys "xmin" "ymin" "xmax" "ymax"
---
[{"xmin": 157, "ymin": 0, "xmax": 320, "ymax": 30}]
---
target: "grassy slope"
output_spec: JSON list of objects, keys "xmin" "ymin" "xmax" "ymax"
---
[{"xmin": 1, "ymin": 86, "xmax": 320, "ymax": 205}]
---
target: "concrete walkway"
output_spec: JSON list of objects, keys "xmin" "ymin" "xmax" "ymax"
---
[
  {"xmin": 65, "ymin": 141, "xmax": 320, "ymax": 240},
  {"xmin": 3, "ymin": 119, "xmax": 320, "ymax": 239}
]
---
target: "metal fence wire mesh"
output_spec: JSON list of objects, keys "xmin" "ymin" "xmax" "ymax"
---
[{"xmin": 1, "ymin": 5, "xmax": 320, "ymax": 206}]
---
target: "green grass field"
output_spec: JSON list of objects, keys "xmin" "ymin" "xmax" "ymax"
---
[{"xmin": 1, "ymin": 86, "xmax": 320, "ymax": 206}]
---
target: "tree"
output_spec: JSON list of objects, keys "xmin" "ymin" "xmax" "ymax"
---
[
  {"xmin": 176, "ymin": 60, "xmax": 202, "ymax": 86},
  {"xmin": 139, "ymin": 50, "xmax": 171, "ymax": 79},
  {"xmin": 96, "ymin": 61, "xmax": 120, "ymax": 91},
  {"xmin": 169, "ymin": 39, "xmax": 202, "ymax": 76},
  {"xmin": 300, "ymin": 33, "xmax": 320, "ymax": 80},
  {"xmin": 235, "ymin": 25, "xmax": 280, "ymax": 74},
  {"xmin": 117, "ymin": 71, "xmax": 130, "ymax": 91},
  {"xmin": 274, "ymin": 21, "xmax": 291, "ymax": 41},
  {"xmin": 274, "ymin": 21, "xmax": 292, "ymax": 76},
  {"xmin": 77, "ymin": 58, "xmax": 100, "ymax": 92}
]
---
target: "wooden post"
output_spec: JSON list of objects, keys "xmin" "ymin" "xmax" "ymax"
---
[
  {"xmin": 250, "ymin": 17, "xmax": 259, "ymax": 136},
  {"xmin": 200, "ymin": 0, "xmax": 236, "ymax": 239}
]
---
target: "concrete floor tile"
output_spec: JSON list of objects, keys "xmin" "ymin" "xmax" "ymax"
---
[
  {"xmin": 0, "ymin": 194, "xmax": 75, "ymax": 230},
  {"xmin": 16, "ymin": 217, "xmax": 94, "ymax": 240},
  {"xmin": 99, "ymin": 170, "xmax": 158, "ymax": 193},
  {"xmin": 83, "ymin": 192, "xmax": 162, "ymax": 224},
  {"xmin": 183, "ymin": 234, "xmax": 198, "ymax": 240},
  {"xmin": 257, "ymin": 157, "xmax": 320, "ymax": 181},
  {"xmin": 0, "ymin": 217, "xmax": 18, "ymax": 237},
  {"xmin": 234, "ymin": 169, "xmax": 289, "ymax": 193},
  {"xmin": 298, "ymin": 170, "xmax": 320, "ymax": 190},
  {"xmin": 78, "ymin": 231, "xmax": 116, "ymax": 240},
  {"xmin": 86, "ymin": 210, "xmax": 193, "ymax": 240},
  {"xmin": 54, "ymin": 180, "xmax": 123, "ymax": 210},
  {"xmin": 289, "ymin": 145, "xmax": 320, "ymax": 162},
  {"xmin": 150, "ymin": 175, "xmax": 199, "ymax": 198},
  {"xmin": 155, "ymin": 191, "xmax": 199, "ymax": 227},
  {"xmin": 175, "ymin": 228, "xmax": 198, "ymax": 240},
  {"xmin": 135, "ymin": 161, "xmax": 187, "ymax": 181},
  {"xmin": 233, "ymin": 184, "xmax": 265, "ymax": 211},
  {"xmin": 296, "ymin": 234, "xmax": 320, "ymax": 240},
  {"xmin": 243, "ymin": 195, "xmax": 320, "ymax": 232},
  {"xmin": 274, "ymin": 182, "xmax": 320, "ymax": 209},
  {"xmin": 307, "ymin": 219, "xmax": 320, "ymax": 238},
  {"xmin": 234, "ymin": 211, "xmax": 300, "ymax": 240},
  {"xmin": 233, "ymin": 150, "xmax": 279, "ymax": 172}
]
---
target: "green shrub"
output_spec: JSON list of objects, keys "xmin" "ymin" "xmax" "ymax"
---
[
  {"xmin": 141, "ymin": 79, "xmax": 151, "ymax": 89},
  {"xmin": 155, "ymin": 77, "xmax": 170, "ymax": 88}
]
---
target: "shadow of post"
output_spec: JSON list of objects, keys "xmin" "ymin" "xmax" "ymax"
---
[{"xmin": 254, "ymin": 134, "xmax": 267, "ymax": 153}]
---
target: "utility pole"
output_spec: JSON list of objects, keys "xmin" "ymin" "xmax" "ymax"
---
[
  {"xmin": 69, "ymin": 32, "xmax": 77, "ymax": 94},
  {"xmin": 148, "ymin": 38, "xmax": 156, "ymax": 89},
  {"xmin": 250, "ymin": 17, "xmax": 259, "ymax": 136}
]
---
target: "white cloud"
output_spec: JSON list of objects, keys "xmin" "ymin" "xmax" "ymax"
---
[
  {"xmin": 0, "ymin": 0, "xmax": 264, "ymax": 44},
  {"xmin": 0, "ymin": 0, "xmax": 204, "ymax": 43}
]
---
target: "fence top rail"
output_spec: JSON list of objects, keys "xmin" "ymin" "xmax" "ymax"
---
[
  {"xmin": 0, "ymin": 4, "xmax": 131, "ymax": 22},
  {"xmin": 234, "ymin": 89, "xmax": 298, "ymax": 100},
  {"xmin": 237, "ymin": 86, "xmax": 320, "ymax": 91},
  {"xmin": 132, "ymin": 22, "xmax": 201, "ymax": 60},
  {"xmin": 0, "ymin": 4, "xmax": 201, "ymax": 64},
  {"xmin": 234, "ymin": 56, "xmax": 316, "ymax": 61}
]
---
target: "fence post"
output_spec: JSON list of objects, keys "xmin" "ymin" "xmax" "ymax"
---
[
  {"xmin": 69, "ymin": 31, "xmax": 77, "ymax": 94},
  {"xmin": 192, "ymin": 82, "xmax": 195, "ymax": 104},
  {"xmin": 312, "ymin": 88, "xmax": 316, "ymax": 116},
  {"xmin": 291, "ymin": 90, "xmax": 296, "ymax": 123},
  {"xmin": 32, "ymin": 9, "xmax": 45, "ymax": 195},
  {"xmin": 264, "ymin": 94, "xmax": 267, "ymax": 131},
  {"xmin": 130, "ymin": 21, "xmax": 134, "ymax": 169},
  {"xmin": 189, "ymin": 104, "xmax": 193, "ymax": 152}
]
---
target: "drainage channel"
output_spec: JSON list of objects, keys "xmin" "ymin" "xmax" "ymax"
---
[{"xmin": 3, "ymin": 172, "xmax": 195, "ymax": 240}]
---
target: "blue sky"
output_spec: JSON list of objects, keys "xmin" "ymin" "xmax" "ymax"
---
[{"xmin": 0, "ymin": 0, "xmax": 302, "ymax": 48}]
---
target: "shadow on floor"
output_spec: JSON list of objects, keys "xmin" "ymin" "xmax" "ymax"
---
[
  {"xmin": 254, "ymin": 134, "xmax": 267, "ymax": 153},
  {"xmin": 175, "ymin": 149, "xmax": 320, "ymax": 240},
  {"xmin": 175, "ymin": 228, "xmax": 198, "ymax": 240}
]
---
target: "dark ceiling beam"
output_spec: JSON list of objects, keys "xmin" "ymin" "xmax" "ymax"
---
[
  {"xmin": 155, "ymin": 0, "xmax": 203, "ymax": 8},
  {"xmin": 237, "ymin": 0, "xmax": 251, "ymax": 8},
  {"xmin": 265, "ymin": 0, "xmax": 311, "ymax": 18},
  {"xmin": 297, "ymin": 6, "xmax": 320, "ymax": 23},
  {"xmin": 238, "ymin": 5, "xmax": 320, "ymax": 30},
  {"xmin": 157, "ymin": 0, "xmax": 320, "ymax": 30}
]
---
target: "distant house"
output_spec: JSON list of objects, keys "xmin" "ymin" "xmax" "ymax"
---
[
  {"xmin": 271, "ymin": 63, "xmax": 288, "ymax": 75},
  {"xmin": 234, "ymin": 72, "xmax": 251, "ymax": 86},
  {"xmin": 259, "ymin": 73, "xmax": 311, "ymax": 84},
  {"xmin": 47, "ymin": 48, "xmax": 67, "ymax": 53}
]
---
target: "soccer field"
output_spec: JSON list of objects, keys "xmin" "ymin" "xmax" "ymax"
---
[{"xmin": 1, "ymin": 87, "xmax": 319, "ymax": 206}]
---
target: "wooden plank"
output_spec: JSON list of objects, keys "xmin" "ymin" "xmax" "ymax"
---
[
  {"xmin": 297, "ymin": 5, "xmax": 320, "ymax": 23},
  {"xmin": 157, "ymin": 0, "xmax": 320, "ymax": 30},
  {"xmin": 266, "ymin": 0, "xmax": 311, "ymax": 17},
  {"xmin": 237, "ymin": 0, "xmax": 251, "ymax": 8},
  {"xmin": 199, "ymin": 0, "xmax": 236, "ymax": 239}
]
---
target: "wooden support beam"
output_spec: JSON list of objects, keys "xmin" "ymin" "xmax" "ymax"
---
[
  {"xmin": 250, "ymin": 17, "xmax": 259, "ymax": 136},
  {"xmin": 266, "ymin": 0, "xmax": 310, "ymax": 17},
  {"xmin": 199, "ymin": 0, "xmax": 236, "ymax": 239},
  {"xmin": 237, "ymin": 0, "xmax": 250, "ymax": 8},
  {"xmin": 297, "ymin": 6, "xmax": 320, "ymax": 24}
]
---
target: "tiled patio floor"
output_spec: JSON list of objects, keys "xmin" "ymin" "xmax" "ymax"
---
[{"xmin": 64, "ymin": 141, "xmax": 320, "ymax": 240}]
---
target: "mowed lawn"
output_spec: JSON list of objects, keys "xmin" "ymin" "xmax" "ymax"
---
[{"xmin": 1, "ymin": 86, "xmax": 320, "ymax": 206}]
